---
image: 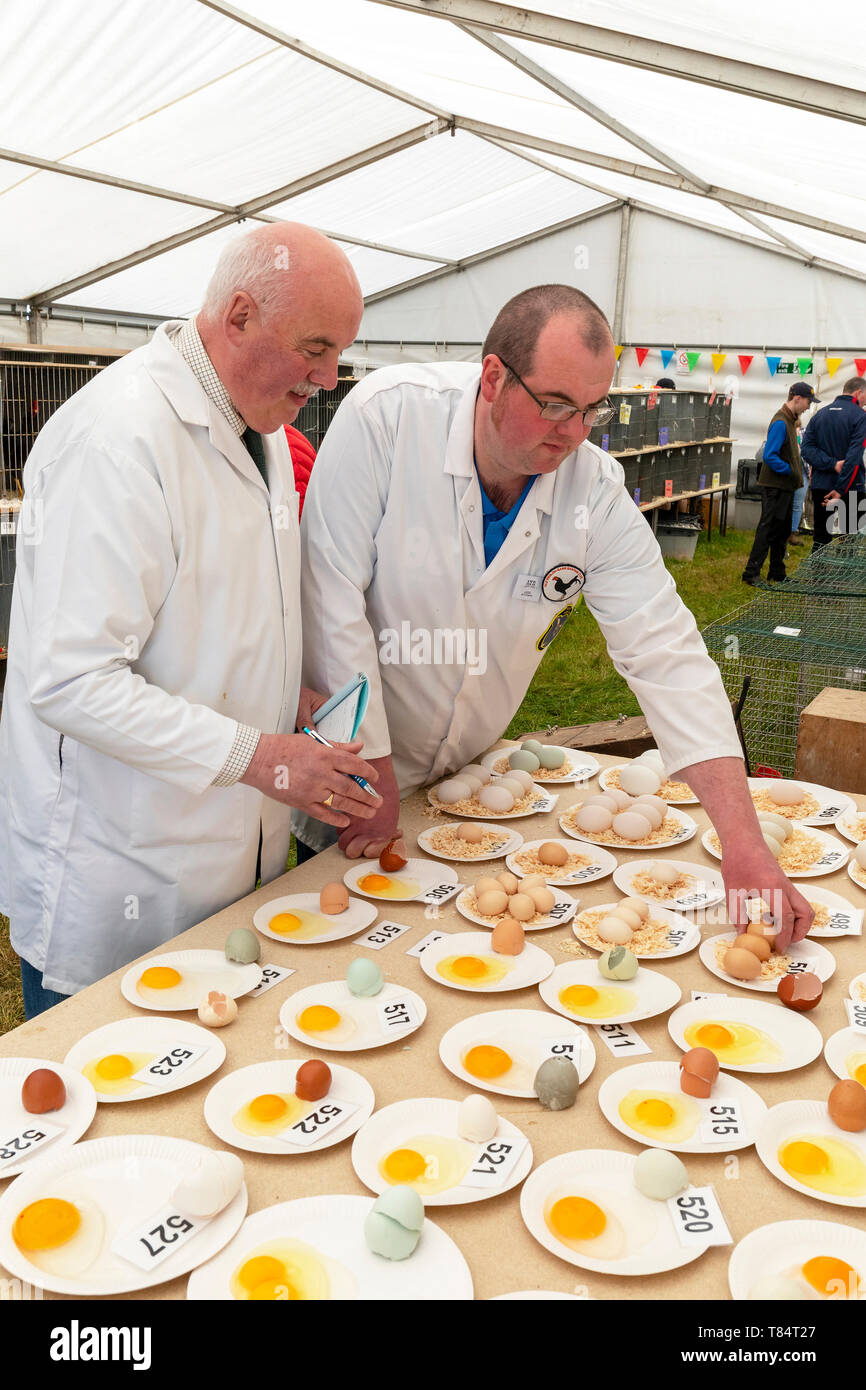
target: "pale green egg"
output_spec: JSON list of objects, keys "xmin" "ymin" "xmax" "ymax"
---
[
  {"xmin": 599, "ymin": 945, "xmax": 639, "ymax": 981},
  {"xmin": 509, "ymin": 749, "xmax": 540, "ymax": 772},
  {"xmin": 365, "ymin": 1185, "xmax": 425, "ymax": 1261},
  {"xmin": 224, "ymin": 928, "xmax": 260, "ymax": 964},
  {"xmin": 346, "ymin": 957, "xmax": 384, "ymax": 997},
  {"xmin": 537, "ymin": 746, "xmax": 566, "ymax": 770}
]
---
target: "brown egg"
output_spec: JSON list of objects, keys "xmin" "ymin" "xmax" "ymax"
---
[
  {"xmin": 612, "ymin": 906, "xmax": 643, "ymax": 931},
  {"xmin": 723, "ymin": 946, "xmax": 762, "ymax": 980},
  {"xmin": 746, "ymin": 919, "xmax": 778, "ymax": 952},
  {"xmin": 491, "ymin": 919, "xmax": 525, "ymax": 955},
  {"xmin": 777, "ymin": 971, "xmax": 823, "ymax": 1011},
  {"xmin": 457, "ymin": 823, "xmax": 484, "ymax": 843},
  {"xmin": 476, "ymin": 889, "xmax": 509, "ymax": 917},
  {"xmin": 295, "ymin": 1059, "xmax": 332, "ymax": 1102},
  {"xmin": 319, "ymin": 881, "xmax": 349, "ymax": 915},
  {"xmin": 475, "ymin": 876, "xmax": 501, "ymax": 897},
  {"xmin": 538, "ymin": 842, "xmax": 568, "ymax": 867},
  {"xmin": 526, "ymin": 885, "xmax": 556, "ymax": 914},
  {"xmin": 496, "ymin": 872, "xmax": 520, "ymax": 895},
  {"xmin": 507, "ymin": 893, "xmax": 535, "ymax": 922},
  {"xmin": 679, "ymin": 1047, "xmax": 719, "ymax": 1098},
  {"xmin": 21, "ymin": 1069, "xmax": 66, "ymax": 1114},
  {"xmin": 828, "ymin": 1079, "xmax": 866, "ymax": 1132},
  {"xmin": 734, "ymin": 933, "xmax": 771, "ymax": 961},
  {"xmin": 379, "ymin": 837, "xmax": 408, "ymax": 872}
]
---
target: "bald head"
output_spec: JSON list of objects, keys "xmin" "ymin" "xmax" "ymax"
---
[
  {"xmin": 482, "ymin": 284, "xmax": 612, "ymax": 380},
  {"xmin": 197, "ymin": 222, "xmax": 362, "ymax": 434}
]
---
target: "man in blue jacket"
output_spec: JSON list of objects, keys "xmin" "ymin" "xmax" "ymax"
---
[
  {"xmin": 801, "ymin": 377, "xmax": 866, "ymax": 548},
  {"xmin": 742, "ymin": 382, "xmax": 816, "ymax": 585}
]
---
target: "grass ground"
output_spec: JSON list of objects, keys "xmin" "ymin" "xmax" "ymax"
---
[{"xmin": 0, "ymin": 523, "xmax": 808, "ymax": 1032}]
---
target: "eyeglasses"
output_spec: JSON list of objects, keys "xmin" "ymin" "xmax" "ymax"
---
[{"xmin": 498, "ymin": 358, "xmax": 615, "ymax": 427}]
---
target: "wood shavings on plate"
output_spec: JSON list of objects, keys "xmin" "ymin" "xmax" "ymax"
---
[
  {"xmin": 708, "ymin": 827, "xmax": 824, "ymax": 873},
  {"xmin": 575, "ymin": 907, "xmax": 672, "ymax": 955},
  {"xmin": 513, "ymin": 847, "xmax": 591, "ymax": 878},
  {"xmin": 713, "ymin": 937, "xmax": 791, "ymax": 982},
  {"xmin": 631, "ymin": 869, "xmax": 697, "ymax": 901},
  {"xmin": 492, "ymin": 755, "xmax": 572, "ymax": 780},
  {"xmin": 604, "ymin": 766, "xmax": 693, "ymax": 802},
  {"xmin": 563, "ymin": 808, "xmax": 684, "ymax": 849},
  {"xmin": 427, "ymin": 826, "xmax": 508, "ymax": 857},
  {"xmin": 751, "ymin": 789, "xmax": 821, "ymax": 820}
]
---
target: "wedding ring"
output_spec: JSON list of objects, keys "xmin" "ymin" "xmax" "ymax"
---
[{"xmin": 323, "ymin": 793, "xmax": 334, "ymax": 807}]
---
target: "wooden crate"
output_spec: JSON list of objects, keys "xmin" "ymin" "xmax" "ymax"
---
[{"xmin": 795, "ymin": 687, "xmax": 866, "ymax": 795}]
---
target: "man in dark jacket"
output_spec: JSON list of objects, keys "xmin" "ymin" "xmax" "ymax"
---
[
  {"xmin": 742, "ymin": 382, "xmax": 816, "ymax": 585},
  {"xmin": 801, "ymin": 377, "xmax": 866, "ymax": 548}
]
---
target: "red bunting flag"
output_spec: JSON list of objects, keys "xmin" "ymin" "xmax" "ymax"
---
[
  {"xmin": 738, "ymin": 355, "xmax": 753, "ymax": 374},
  {"xmin": 856, "ymin": 358, "xmax": 866, "ymax": 376},
  {"xmin": 635, "ymin": 347, "xmax": 649, "ymax": 367}
]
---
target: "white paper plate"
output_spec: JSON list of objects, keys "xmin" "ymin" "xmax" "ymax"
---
[
  {"xmin": 0, "ymin": 1059, "xmax": 97, "ymax": 1178},
  {"xmin": 757, "ymin": 1100, "xmax": 866, "ymax": 1207},
  {"xmin": 824, "ymin": 1027, "xmax": 866, "ymax": 1083},
  {"xmin": 803, "ymin": 884, "xmax": 863, "ymax": 938},
  {"xmin": 597, "ymin": 1060, "xmax": 766, "ymax": 1153},
  {"xmin": 560, "ymin": 805, "xmax": 697, "ymax": 851},
  {"xmin": 668, "ymin": 997, "xmax": 824, "ymax": 1074},
  {"xmin": 279, "ymin": 980, "xmax": 427, "ymax": 1052},
  {"xmin": 351, "ymin": 1097, "xmax": 532, "ymax": 1206},
  {"xmin": 599, "ymin": 764, "xmax": 699, "ymax": 805},
  {"xmin": 455, "ymin": 885, "xmax": 576, "ymax": 932},
  {"xmin": 539, "ymin": 959, "xmax": 681, "ymax": 1026},
  {"xmin": 729, "ymin": 1218, "xmax": 866, "ymax": 1300},
  {"xmin": 572, "ymin": 901, "xmax": 700, "ymax": 959},
  {"xmin": 748, "ymin": 777, "xmax": 855, "ymax": 827},
  {"xmin": 344, "ymin": 857, "xmax": 458, "ymax": 904},
  {"xmin": 120, "ymin": 950, "xmax": 262, "ymax": 1012},
  {"xmin": 491, "ymin": 1289, "xmax": 590, "ymax": 1300},
  {"xmin": 253, "ymin": 892, "xmax": 377, "ymax": 945},
  {"xmin": 848, "ymin": 860, "xmax": 866, "ymax": 893},
  {"xmin": 520, "ymin": 1149, "xmax": 711, "ymax": 1275},
  {"xmin": 698, "ymin": 932, "xmax": 836, "ymax": 994},
  {"xmin": 418, "ymin": 930, "xmax": 554, "ymax": 993},
  {"xmin": 849, "ymin": 973, "xmax": 866, "ymax": 1004},
  {"xmin": 835, "ymin": 807, "xmax": 866, "ymax": 846},
  {"xmin": 506, "ymin": 839, "xmax": 617, "ymax": 887},
  {"xmin": 481, "ymin": 746, "xmax": 599, "ymax": 784},
  {"xmin": 187, "ymin": 1195, "xmax": 473, "ymax": 1300},
  {"xmin": 438, "ymin": 1008, "xmax": 595, "ymax": 1098},
  {"xmin": 701, "ymin": 824, "xmax": 850, "ymax": 878},
  {"xmin": 428, "ymin": 784, "xmax": 556, "ymax": 819},
  {"xmin": 64, "ymin": 1017, "xmax": 226, "ymax": 1104},
  {"xmin": 203, "ymin": 1059, "xmax": 374, "ymax": 1155},
  {"xmin": 612, "ymin": 858, "xmax": 725, "ymax": 912},
  {"xmin": 0, "ymin": 1134, "xmax": 247, "ymax": 1295},
  {"xmin": 417, "ymin": 823, "xmax": 523, "ymax": 863}
]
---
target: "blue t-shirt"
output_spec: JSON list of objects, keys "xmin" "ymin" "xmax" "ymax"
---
[{"xmin": 476, "ymin": 465, "xmax": 536, "ymax": 567}]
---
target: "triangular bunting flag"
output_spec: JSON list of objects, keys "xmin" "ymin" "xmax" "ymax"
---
[
  {"xmin": 826, "ymin": 356, "xmax": 843, "ymax": 378},
  {"xmin": 711, "ymin": 352, "xmax": 726, "ymax": 374},
  {"xmin": 686, "ymin": 351, "xmax": 701, "ymax": 372},
  {"xmin": 635, "ymin": 347, "xmax": 649, "ymax": 367},
  {"xmin": 738, "ymin": 355, "xmax": 753, "ymax": 374},
  {"xmin": 797, "ymin": 357, "xmax": 813, "ymax": 376},
  {"xmin": 614, "ymin": 345, "xmax": 623, "ymax": 361},
  {"xmin": 855, "ymin": 358, "xmax": 866, "ymax": 376},
  {"xmin": 660, "ymin": 349, "xmax": 675, "ymax": 369},
  {"xmin": 766, "ymin": 356, "xmax": 782, "ymax": 377}
]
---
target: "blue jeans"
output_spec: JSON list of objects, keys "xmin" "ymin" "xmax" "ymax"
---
[
  {"xmin": 19, "ymin": 957, "xmax": 69, "ymax": 1019},
  {"xmin": 791, "ymin": 484, "xmax": 806, "ymax": 533}
]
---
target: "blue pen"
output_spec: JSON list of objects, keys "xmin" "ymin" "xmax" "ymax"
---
[{"xmin": 302, "ymin": 727, "xmax": 380, "ymax": 798}]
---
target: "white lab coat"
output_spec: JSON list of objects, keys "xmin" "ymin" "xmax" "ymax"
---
[
  {"xmin": 295, "ymin": 362, "xmax": 742, "ymax": 849},
  {"xmin": 0, "ymin": 323, "xmax": 302, "ymax": 994}
]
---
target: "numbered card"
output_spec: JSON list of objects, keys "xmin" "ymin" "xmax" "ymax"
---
[
  {"xmin": 0, "ymin": 1121, "xmax": 65, "ymax": 1172},
  {"xmin": 593, "ymin": 1022, "xmax": 651, "ymax": 1057},
  {"xmin": 845, "ymin": 999, "xmax": 866, "ymax": 1032},
  {"xmin": 461, "ymin": 1133, "xmax": 528, "ymax": 1190},
  {"xmin": 405, "ymin": 930, "xmax": 447, "ymax": 958},
  {"xmin": 355, "ymin": 919, "xmax": 413, "ymax": 950},
  {"xmin": 513, "ymin": 574, "xmax": 542, "ymax": 603},
  {"xmin": 665, "ymin": 927, "xmax": 691, "ymax": 949},
  {"xmin": 250, "ymin": 964, "xmax": 295, "ymax": 998},
  {"xmin": 545, "ymin": 899, "xmax": 574, "ymax": 922},
  {"xmin": 279, "ymin": 1098, "xmax": 359, "ymax": 1148},
  {"xmin": 825, "ymin": 911, "xmax": 861, "ymax": 936},
  {"xmin": 131, "ymin": 1043, "xmax": 209, "ymax": 1087},
  {"xmin": 783, "ymin": 960, "xmax": 810, "ymax": 975},
  {"xmin": 377, "ymin": 995, "xmax": 421, "ymax": 1036},
  {"xmin": 540, "ymin": 1036, "xmax": 589, "ymax": 1066},
  {"xmin": 113, "ymin": 1205, "xmax": 208, "ymax": 1271},
  {"xmin": 699, "ymin": 1100, "xmax": 746, "ymax": 1145},
  {"xmin": 667, "ymin": 1186, "xmax": 732, "ymax": 1248},
  {"xmin": 529, "ymin": 793, "xmax": 558, "ymax": 814},
  {"xmin": 674, "ymin": 890, "xmax": 716, "ymax": 910},
  {"xmin": 421, "ymin": 882, "xmax": 463, "ymax": 907}
]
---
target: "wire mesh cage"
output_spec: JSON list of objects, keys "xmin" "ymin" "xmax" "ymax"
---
[
  {"xmin": 702, "ymin": 590, "xmax": 866, "ymax": 775},
  {"xmin": 778, "ymin": 531, "xmax": 866, "ymax": 596},
  {"xmin": 293, "ymin": 374, "xmax": 357, "ymax": 451}
]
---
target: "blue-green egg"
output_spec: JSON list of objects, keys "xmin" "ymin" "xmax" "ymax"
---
[
  {"xmin": 346, "ymin": 957, "xmax": 384, "ymax": 997},
  {"xmin": 599, "ymin": 945, "xmax": 638, "ymax": 980},
  {"xmin": 224, "ymin": 928, "xmax": 260, "ymax": 964},
  {"xmin": 537, "ymin": 746, "xmax": 566, "ymax": 770},
  {"xmin": 365, "ymin": 1185, "xmax": 425, "ymax": 1260},
  {"xmin": 509, "ymin": 749, "xmax": 540, "ymax": 772}
]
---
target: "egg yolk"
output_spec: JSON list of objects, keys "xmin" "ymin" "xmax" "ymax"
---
[
  {"xmin": 695, "ymin": 1023, "xmax": 734, "ymax": 1050},
  {"xmin": 359, "ymin": 874, "xmax": 390, "ymax": 893},
  {"xmin": 248, "ymin": 1094, "xmax": 288, "ymax": 1123},
  {"xmin": 636, "ymin": 1098, "xmax": 675, "ymax": 1127},
  {"xmin": 802, "ymin": 1256, "xmax": 859, "ymax": 1299},
  {"xmin": 856, "ymin": 1064, "xmax": 866, "ymax": 1087},
  {"xmin": 781, "ymin": 1140, "xmax": 829, "ymax": 1176},
  {"xmin": 297, "ymin": 1005, "xmax": 341, "ymax": 1032},
  {"xmin": 382, "ymin": 1148, "xmax": 427, "ymax": 1183},
  {"xmin": 464, "ymin": 1045, "xmax": 512, "ymax": 1079},
  {"xmin": 237, "ymin": 1255, "xmax": 287, "ymax": 1292},
  {"xmin": 249, "ymin": 1279, "xmax": 300, "ymax": 1300},
  {"xmin": 14, "ymin": 1198, "xmax": 81, "ymax": 1251},
  {"xmin": 450, "ymin": 956, "xmax": 487, "ymax": 980},
  {"xmin": 95, "ymin": 1053, "xmax": 134, "ymax": 1080},
  {"xmin": 139, "ymin": 966, "xmax": 181, "ymax": 990},
  {"xmin": 560, "ymin": 984, "xmax": 599, "ymax": 1009},
  {"xmin": 550, "ymin": 1196, "xmax": 606, "ymax": 1241},
  {"xmin": 269, "ymin": 913, "xmax": 301, "ymax": 935}
]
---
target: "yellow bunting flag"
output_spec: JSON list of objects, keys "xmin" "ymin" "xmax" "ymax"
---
[
  {"xmin": 826, "ymin": 357, "xmax": 843, "ymax": 378},
  {"xmin": 711, "ymin": 352, "xmax": 727, "ymax": 374},
  {"xmin": 614, "ymin": 345, "xmax": 623, "ymax": 360}
]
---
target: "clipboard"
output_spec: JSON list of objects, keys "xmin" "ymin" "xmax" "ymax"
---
[{"xmin": 312, "ymin": 673, "xmax": 369, "ymax": 743}]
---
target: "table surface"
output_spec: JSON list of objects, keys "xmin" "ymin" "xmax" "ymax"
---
[{"xmin": 2, "ymin": 748, "xmax": 864, "ymax": 1302}]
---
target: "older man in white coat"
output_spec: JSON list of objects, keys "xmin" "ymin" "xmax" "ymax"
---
[
  {"xmin": 0, "ymin": 222, "xmax": 381, "ymax": 1016},
  {"xmin": 295, "ymin": 284, "xmax": 812, "ymax": 951}
]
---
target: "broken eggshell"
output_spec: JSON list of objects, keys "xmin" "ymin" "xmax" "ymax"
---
[
  {"xmin": 171, "ymin": 1150, "xmax": 244, "ymax": 1219},
  {"xmin": 197, "ymin": 990, "xmax": 238, "ymax": 1027}
]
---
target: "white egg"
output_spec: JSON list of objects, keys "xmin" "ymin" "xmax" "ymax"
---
[
  {"xmin": 459, "ymin": 774, "xmax": 482, "ymax": 795},
  {"xmin": 597, "ymin": 916, "xmax": 633, "ymax": 944},
  {"xmin": 172, "ymin": 1151, "xmax": 244, "ymax": 1219},
  {"xmin": 479, "ymin": 785, "xmax": 515, "ymax": 814},
  {"xmin": 437, "ymin": 778, "xmax": 472, "ymax": 804},
  {"xmin": 619, "ymin": 896, "xmax": 650, "ymax": 920},
  {"xmin": 634, "ymin": 795, "xmax": 668, "ymax": 820},
  {"xmin": 631, "ymin": 800, "xmax": 663, "ymax": 829},
  {"xmin": 638, "ymin": 749, "xmax": 665, "ymax": 771},
  {"xmin": 582, "ymin": 794, "xmax": 621, "ymax": 813},
  {"xmin": 769, "ymin": 782, "xmax": 805, "ymax": 806},
  {"xmin": 620, "ymin": 764, "xmax": 662, "ymax": 797},
  {"xmin": 505, "ymin": 768, "xmax": 535, "ymax": 793},
  {"xmin": 460, "ymin": 764, "xmax": 492, "ymax": 785},
  {"xmin": 761, "ymin": 832, "xmax": 782, "ymax": 858},
  {"xmin": 575, "ymin": 805, "xmax": 614, "ymax": 833},
  {"xmin": 649, "ymin": 863, "xmax": 680, "ymax": 886},
  {"xmin": 759, "ymin": 812, "xmax": 792, "ymax": 840},
  {"xmin": 497, "ymin": 777, "xmax": 527, "ymax": 800},
  {"xmin": 856, "ymin": 841, "xmax": 866, "ymax": 869},
  {"xmin": 457, "ymin": 1094, "xmax": 498, "ymax": 1142},
  {"xmin": 611, "ymin": 906, "xmax": 642, "ymax": 930},
  {"xmin": 607, "ymin": 789, "xmax": 636, "ymax": 811},
  {"xmin": 758, "ymin": 823, "xmax": 785, "ymax": 850},
  {"xmin": 612, "ymin": 811, "xmax": 653, "ymax": 842}
]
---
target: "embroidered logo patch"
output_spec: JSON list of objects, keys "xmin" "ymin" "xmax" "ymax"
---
[
  {"xmin": 542, "ymin": 564, "xmax": 585, "ymax": 602},
  {"xmin": 536, "ymin": 603, "xmax": 574, "ymax": 651}
]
